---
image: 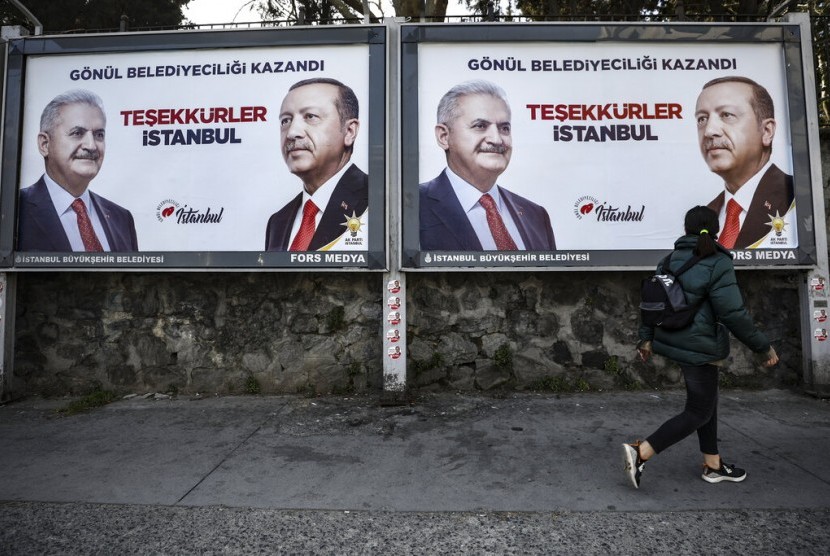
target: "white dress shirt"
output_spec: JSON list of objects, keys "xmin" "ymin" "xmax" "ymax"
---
[
  {"xmin": 445, "ymin": 167, "xmax": 526, "ymax": 250},
  {"xmin": 43, "ymin": 174, "xmax": 111, "ymax": 251}
]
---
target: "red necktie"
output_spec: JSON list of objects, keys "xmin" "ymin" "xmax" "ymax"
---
[
  {"xmin": 480, "ymin": 193, "xmax": 518, "ymax": 251},
  {"xmin": 71, "ymin": 198, "xmax": 103, "ymax": 252},
  {"xmin": 718, "ymin": 198, "xmax": 742, "ymax": 249},
  {"xmin": 289, "ymin": 199, "xmax": 319, "ymax": 251}
]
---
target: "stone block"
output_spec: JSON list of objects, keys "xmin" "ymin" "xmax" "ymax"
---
[{"xmin": 474, "ymin": 362, "xmax": 511, "ymax": 390}]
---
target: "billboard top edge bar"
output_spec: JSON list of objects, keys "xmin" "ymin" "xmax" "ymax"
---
[
  {"xmin": 400, "ymin": 21, "xmax": 798, "ymax": 43},
  {"xmin": 10, "ymin": 25, "xmax": 387, "ymax": 54}
]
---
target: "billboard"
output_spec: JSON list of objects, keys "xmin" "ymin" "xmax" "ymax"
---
[
  {"xmin": 400, "ymin": 23, "xmax": 816, "ymax": 268},
  {"xmin": 0, "ymin": 27, "xmax": 386, "ymax": 269}
]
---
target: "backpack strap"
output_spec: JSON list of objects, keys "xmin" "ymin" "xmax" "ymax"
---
[{"xmin": 662, "ymin": 252, "xmax": 702, "ymax": 277}]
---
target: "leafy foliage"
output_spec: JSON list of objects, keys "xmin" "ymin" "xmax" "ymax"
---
[
  {"xmin": 504, "ymin": 0, "xmax": 829, "ymax": 125},
  {"xmin": 254, "ymin": 0, "xmax": 385, "ymax": 22},
  {"xmin": 0, "ymin": 0, "xmax": 824, "ymax": 123},
  {"xmin": 513, "ymin": 0, "xmax": 813, "ymax": 21},
  {"xmin": 0, "ymin": 0, "xmax": 191, "ymax": 33},
  {"xmin": 812, "ymin": 13, "xmax": 829, "ymax": 125},
  {"xmin": 251, "ymin": 0, "xmax": 828, "ymax": 124},
  {"xmin": 57, "ymin": 387, "xmax": 116, "ymax": 415}
]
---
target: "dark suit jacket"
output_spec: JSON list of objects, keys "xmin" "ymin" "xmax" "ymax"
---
[
  {"xmin": 419, "ymin": 170, "xmax": 556, "ymax": 251},
  {"xmin": 265, "ymin": 163, "xmax": 369, "ymax": 251},
  {"xmin": 17, "ymin": 176, "xmax": 138, "ymax": 252},
  {"xmin": 707, "ymin": 163, "xmax": 794, "ymax": 249}
]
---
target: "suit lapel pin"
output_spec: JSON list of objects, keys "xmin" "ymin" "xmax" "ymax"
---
[
  {"xmin": 764, "ymin": 200, "xmax": 772, "ymax": 210},
  {"xmin": 341, "ymin": 201, "xmax": 349, "ymax": 211}
]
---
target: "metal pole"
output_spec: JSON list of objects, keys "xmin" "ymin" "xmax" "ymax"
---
[
  {"xmin": 0, "ymin": 273, "xmax": 17, "ymax": 401},
  {"xmin": 361, "ymin": 0, "xmax": 371, "ymax": 24},
  {"xmin": 0, "ymin": 35, "xmax": 14, "ymax": 401},
  {"xmin": 7, "ymin": 0, "xmax": 42, "ymax": 35},
  {"xmin": 786, "ymin": 12, "xmax": 830, "ymax": 396},
  {"xmin": 381, "ymin": 18, "xmax": 407, "ymax": 402}
]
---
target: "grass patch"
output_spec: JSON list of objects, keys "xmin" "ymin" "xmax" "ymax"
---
[
  {"xmin": 719, "ymin": 372, "xmax": 734, "ymax": 388},
  {"xmin": 529, "ymin": 375, "xmax": 571, "ymax": 392},
  {"xmin": 57, "ymin": 388, "xmax": 117, "ymax": 415},
  {"xmin": 244, "ymin": 374, "xmax": 262, "ymax": 395},
  {"xmin": 529, "ymin": 375, "xmax": 592, "ymax": 393},
  {"xmin": 346, "ymin": 362, "xmax": 362, "ymax": 377},
  {"xmin": 602, "ymin": 354, "xmax": 641, "ymax": 390},
  {"xmin": 413, "ymin": 352, "xmax": 445, "ymax": 376},
  {"xmin": 494, "ymin": 343, "xmax": 513, "ymax": 372},
  {"xmin": 325, "ymin": 306, "xmax": 346, "ymax": 331},
  {"xmin": 573, "ymin": 377, "xmax": 592, "ymax": 392}
]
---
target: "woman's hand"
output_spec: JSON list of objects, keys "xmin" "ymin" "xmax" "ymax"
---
[
  {"xmin": 637, "ymin": 340, "xmax": 652, "ymax": 362},
  {"xmin": 762, "ymin": 346, "xmax": 779, "ymax": 367}
]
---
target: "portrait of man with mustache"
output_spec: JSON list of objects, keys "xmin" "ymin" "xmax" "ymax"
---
[
  {"xmin": 265, "ymin": 78, "xmax": 368, "ymax": 252},
  {"xmin": 419, "ymin": 80, "xmax": 556, "ymax": 251},
  {"xmin": 696, "ymin": 76, "xmax": 795, "ymax": 250},
  {"xmin": 17, "ymin": 89, "xmax": 138, "ymax": 252}
]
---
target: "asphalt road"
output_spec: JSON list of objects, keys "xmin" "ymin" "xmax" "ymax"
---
[{"xmin": 1, "ymin": 389, "xmax": 829, "ymax": 554}]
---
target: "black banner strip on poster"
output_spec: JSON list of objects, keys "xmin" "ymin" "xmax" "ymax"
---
[{"xmin": 11, "ymin": 251, "xmax": 385, "ymax": 270}]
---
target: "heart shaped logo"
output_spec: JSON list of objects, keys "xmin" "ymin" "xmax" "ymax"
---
[
  {"xmin": 580, "ymin": 203, "xmax": 594, "ymax": 215},
  {"xmin": 155, "ymin": 199, "xmax": 181, "ymax": 222}
]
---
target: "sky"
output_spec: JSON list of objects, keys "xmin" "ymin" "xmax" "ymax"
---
[
  {"xmin": 182, "ymin": 0, "xmax": 477, "ymax": 23},
  {"xmin": 183, "ymin": 0, "xmax": 259, "ymax": 25}
]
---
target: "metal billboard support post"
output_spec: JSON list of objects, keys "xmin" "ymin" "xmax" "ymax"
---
[
  {"xmin": 0, "ymin": 273, "xmax": 6, "ymax": 400},
  {"xmin": 786, "ymin": 12, "xmax": 830, "ymax": 395},
  {"xmin": 380, "ymin": 18, "xmax": 407, "ymax": 402},
  {"xmin": 0, "ymin": 273, "xmax": 16, "ymax": 401},
  {"xmin": 0, "ymin": 33, "xmax": 15, "ymax": 401}
]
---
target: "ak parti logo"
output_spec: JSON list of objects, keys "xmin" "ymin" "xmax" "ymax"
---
[{"xmin": 573, "ymin": 195, "xmax": 599, "ymax": 220}]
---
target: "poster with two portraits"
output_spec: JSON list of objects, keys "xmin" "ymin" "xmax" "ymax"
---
[
  {"xmin": 0, "ymin": 23, "xmax": 817, "ymax": 270},
  {"xmin": 1, "ymin": 27, "xmax": 386, "ymax": 269},
  {"xmin": 402, "ymin": 23, "xmax": 816, "ymax": 269}
]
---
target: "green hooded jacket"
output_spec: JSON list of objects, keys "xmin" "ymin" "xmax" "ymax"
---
[{"xmin": 639, "ymin": 235, "xmax": 770, "ymax": 366}]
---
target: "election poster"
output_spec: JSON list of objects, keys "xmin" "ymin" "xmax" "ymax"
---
[
  {"xmin": 3, "ymin": 27, "xmax": 386, "ymax": 269},
  {"xmin": 401, "ymin": 24, "xmax": 815, "ymax": 268}
]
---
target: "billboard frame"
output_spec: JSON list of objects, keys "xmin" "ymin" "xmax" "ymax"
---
[
  {"xmin": 400, "ymin": 22, "xmax": 818, "ymax": 271},
  {"xmin": 0, "ymin": 25, "xmax": 388, "ymax": 271}
]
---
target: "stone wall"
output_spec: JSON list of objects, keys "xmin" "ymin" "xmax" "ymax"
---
[
  {"xmin": 406, "ymin": 270, "xmax": 802, "ymax": 392},
  {"xmin": 8, "ymin": 130, "xmax": 830, "ymax": 398},
  {"xmin": 13, "ymin": 273, "xmax": 384, "ymax": 397}
]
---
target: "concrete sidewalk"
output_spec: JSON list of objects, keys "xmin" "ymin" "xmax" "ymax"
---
[{"xmin": 1, "ymin": 389, "xmax": 829, "ymax": 553}]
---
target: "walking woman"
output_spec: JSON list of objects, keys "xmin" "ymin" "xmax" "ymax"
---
[{"xmin": 623, "ymin": 206, "xmax": 778, "ymax": 489}]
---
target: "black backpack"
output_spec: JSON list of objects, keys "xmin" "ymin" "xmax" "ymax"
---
[{"xmin": 640, "ymin": 253, "xmax": 703, "ymax": 330}]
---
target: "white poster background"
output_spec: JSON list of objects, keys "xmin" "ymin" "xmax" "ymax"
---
[
  {"xmin": 20, "ymin": 44, "xmax": 370, "ymax": 252},
  {"xmin": 417, "ymin": 42, "xmax": 794, "ymax": 250}
]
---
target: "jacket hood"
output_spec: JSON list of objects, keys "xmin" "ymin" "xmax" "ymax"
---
[{"xmin": 673, "ymin": 234, "xmax": 734, "ymax": 259}]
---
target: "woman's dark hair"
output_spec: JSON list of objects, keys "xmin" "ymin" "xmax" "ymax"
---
[{"xmin": 684, "ymin": 206, "xmax": 720, "ymax": 257}]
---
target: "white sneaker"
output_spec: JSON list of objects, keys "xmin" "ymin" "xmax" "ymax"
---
[{"xmin": 622, "ymin": 442, "xmax": 645, "ymax": 489}]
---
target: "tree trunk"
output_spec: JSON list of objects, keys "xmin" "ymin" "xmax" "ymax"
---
[
  {"xmin": 427, "ymin": 0, "xmax": 449, "ymax": 19},
  {"xmin": 546, "ymin": 0, "xmax": 559, "ymax": 20},
  {"xmin": 392, "ymin": 0, "xmax": 422, "ymax": 18},
  {"xmin": 737, "ymin": 0, "xmax": 758, "ymax": 20}
]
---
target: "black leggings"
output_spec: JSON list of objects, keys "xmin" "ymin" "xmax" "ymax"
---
[{"xmin": 646, "ymin": 364, "xmax": 719, "ymax": 455}]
